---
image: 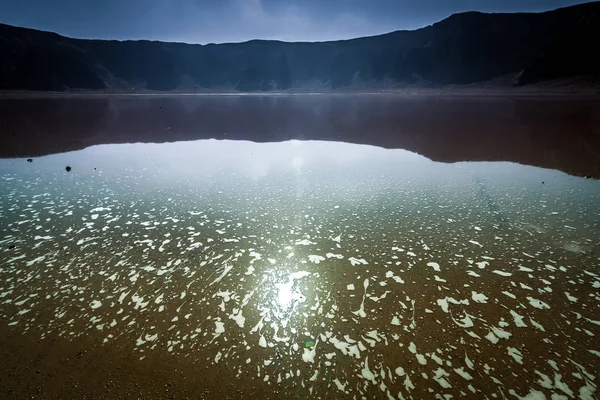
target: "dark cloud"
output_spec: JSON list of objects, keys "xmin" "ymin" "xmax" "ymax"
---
[{"xmin": 0, "ymin": 0, "xmax": 590, "ymax": 43}]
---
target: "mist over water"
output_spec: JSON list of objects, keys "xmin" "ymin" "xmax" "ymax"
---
[{"xmin": 1, "ymin": 136, "xmax": 599, "ymax": 399}]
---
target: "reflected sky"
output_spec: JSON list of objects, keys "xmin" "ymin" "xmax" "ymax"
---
[{"xmin": 3, "ymin": 139, "xmax": 423, "ymax": 179}]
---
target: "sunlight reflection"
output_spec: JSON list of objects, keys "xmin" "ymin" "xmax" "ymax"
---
[
  {"xmin": 272, "ymin": 271, "xmax": 310, "ymax": 313},
  {"xmin": 276, "ymin": 280, "xmax": 294, "ymax": 307}
]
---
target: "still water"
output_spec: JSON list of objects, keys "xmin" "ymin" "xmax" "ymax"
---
[{"xmin": 0, "ymin": 96, "xmax": 599, "ymax": 399}]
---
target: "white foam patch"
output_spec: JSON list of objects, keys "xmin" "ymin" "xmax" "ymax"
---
[
  {"xmin": 507, "ymin": 347, "xmax": 524, "ymax": 364},
  {"xmin": 302, "ymin": 346, "xmax": 316, "ymax": 363},
  {"xmin": 289, "ymin": 271, "xmax": 311, "ymax": 280},
  {"xmin": 326, "ymin": 253, "xmax": 344, "ymax": 259},
  {"xmin": 34, "ymin": 235, "xmax": 53, "ymax": 240},
  {"xmin": 553, "ymin": 373, "xmax": 574, "ymax": 397},
  {"xmin": 565, "ymin": 292, "xmax": 578, "ymax": 302},
  {"xmin": 360, "ymin": 356, "xmax": 376, "ymax": 383},
  {"xmin": 385, "ymin": 270, "xmax": 405, "ymax": 283},
  {"xmin": 437, "ymin": 297, "xmax": 469, "ymax": 313},
  {"xmin": 527, "ymin": 297, "xmax": 550, "ymax": 310},
  {"xmin": 510, "ymin": 310, "xmax": 527, "ymax": 327},
  {"xmin": 427, "ymin": 262, "xmax": 441, "ymax": 272},
  {"xmin": 308, "ymin": 255, "xmax": 325, "ymax": 264},
  {"xmin": 213, "ymin": 321, "xmax": 225, "ymax": 340},
  {"xmin": 485, "ymin": 331, "xmax": 499, "ymax": 344},
  {"xmin": 259, "ymin": 335, "xmax": 267, "ymax": 348},
  {"xmin": 403, "ymin": 375, "xmax": 415, "ymax": 391},
  {"xmin": 90, "ymin": 300, "xmax": 102, "ymax": 309},
  {"xmin": 229, "ymin": 309, "xmax": 245, "ymax": 328},
  {"xmin": 529, "ymin": 318, "xmax": 545, "ymax": 332},
  {"xmin": 333, "ymin": 378, "xmax": 346, "ymax": 391},
  {"xmin": 349, "ymin": 257, "xmax": 368, "ymax": 266},
  {"xmin": 25, "ymin": 255, "xmax": 45, "ymax": 266},
  {"xmin": 471, "ymin": 291, "xmax": 488, "ymax": 303},
  {"xmin": 454, "ymin": 367, "xmax": 473, "ymax": 380},
  {"xmin": 328, "ymin": 336, "xmax": 361, "ymax": 359},
  {"xmin": 90, "ymin": 207, "xmax": 111, "ymax": 213},
  {"xmin": 589, "ymin": 350, "xmax": 600, "ymax": 358},
  {"xmin": 465, "ymin": 353, "xmax": 474, "ymax": 369},
  {"xmin": 295, "ymin": 239, "xmax": 316, "ymax": 246},
  {"xmin": 584, "ymin": 317, "xmax": 600, "ymax": 326},
  {"xmin": 352, "ymin": 278, "xmax": 369, "ymax": 318},
  {"xmin": 433, "ymin": 368, "xmax": 452, "ymax": 389}
]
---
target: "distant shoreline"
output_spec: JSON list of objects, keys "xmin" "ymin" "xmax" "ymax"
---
[{"xmin": 1, "ymin": 87, "xmax": 599, "ymax": 99}]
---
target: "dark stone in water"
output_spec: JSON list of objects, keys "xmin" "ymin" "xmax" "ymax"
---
[
  {"xmin": 65, "ymin": 166, "xmax": 72, "ymax": 172},
  {"xmin": 26, "ymin": 158, "xmax": 32, "ymax": 163}
]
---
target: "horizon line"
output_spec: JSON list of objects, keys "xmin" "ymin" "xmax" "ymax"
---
[{"xmin": 0, "ymin": 1, "xmax": 594, "ymax": 46}]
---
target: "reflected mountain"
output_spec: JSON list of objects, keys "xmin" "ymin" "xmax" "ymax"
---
[{"xmin": 0, "ymin": 94, "xmax": 599, "ymax": 178}]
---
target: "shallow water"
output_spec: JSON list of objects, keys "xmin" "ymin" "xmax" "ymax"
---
[{"xmin": 1, "ymin": 138, "xmax": 599, "ymax": 399}]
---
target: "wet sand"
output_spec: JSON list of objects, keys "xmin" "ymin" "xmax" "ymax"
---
[{"xmin": 1, "ymin": 140, "xmax": 599, "ymax": 399}]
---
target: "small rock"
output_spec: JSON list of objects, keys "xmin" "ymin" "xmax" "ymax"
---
[
  {"xmin": 65, "ymin": 166, "xmax": 72, "ymax": 172},
  {"xmin": 27, "ymin": 159, "xmax": 33, "ymax": 163}
]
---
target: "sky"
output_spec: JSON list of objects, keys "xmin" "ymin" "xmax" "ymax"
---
[{"xmin": 0, "ymin": 0, "xmax": 591, "ymax": 44}]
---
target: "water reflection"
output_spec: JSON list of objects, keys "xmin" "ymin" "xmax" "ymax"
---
[
  {"xmin": 0, "ymin": 139, "xmax": 599, "ymax": 399},
  {"xmin": 274, "ymin": 272, "xmax": 308, "ymax": 316},
  {"xmin": 1, "ymin": 94, "xmax": 599, "ymax": 178}
]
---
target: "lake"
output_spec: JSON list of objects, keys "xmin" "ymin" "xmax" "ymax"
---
[{"xmin": 0, "ymin": 94, "xmax": 599, "ymax": 399}]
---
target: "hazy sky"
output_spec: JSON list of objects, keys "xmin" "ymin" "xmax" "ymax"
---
[{"xmin": 0, "ymin": 0, "xmax": 590, "ymax": 43}]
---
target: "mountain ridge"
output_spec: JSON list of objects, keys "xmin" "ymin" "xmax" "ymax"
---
[{"xmin": 1, "ymin": 2, "xmax": 599, "ymax": 91}]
